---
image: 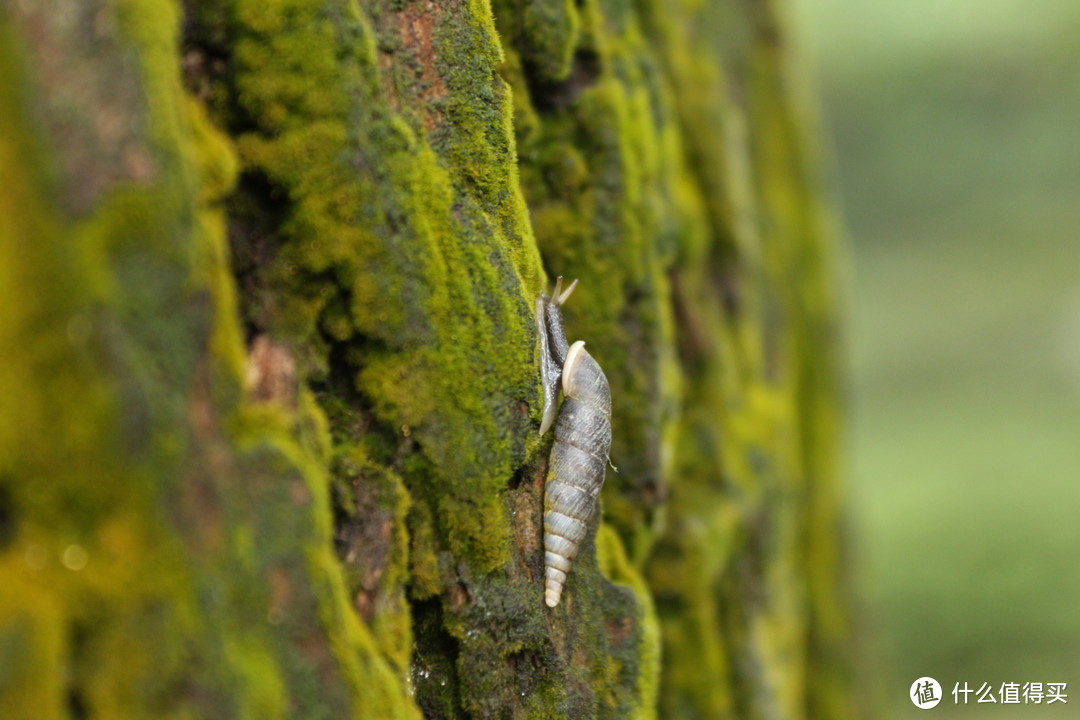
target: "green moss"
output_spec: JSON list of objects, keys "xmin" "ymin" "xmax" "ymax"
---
[
  {"xmin": 497, "ymin": 0, "xmax": 854, "ymax": 714},
  {"xmin": 202, "ymin": 0, "xmax": 669, "ymax": 713},
  {"xmin": 187, "ymin": 98, "xmax": 248, "ymax": 388},
  {"xmin": 2, "ymin": 0, "xmax": 852, "ymax": 715},
  {"xmin": 595, "ymin": 524, "xmax": 660, "ymax": 720},
  {"xmin": 327, "ymin": 440, "xmax": 414, "ymax": 675},
  {"xmin": 1, "ymin": 7, "xmax": 207, "ymax": 714},
  {"xmin": 500, "ymin": 0, "xmax": 581, "ymax": 83},
  {"xmin": 221, "ymin": 0, "xmax": 548, "ymax": 579},
  {"xmin": 2, "ymin": 0, "xmax": 423, "ymax": 716}
]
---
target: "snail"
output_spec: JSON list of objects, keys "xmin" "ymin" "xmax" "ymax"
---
[{"xmin": 536, "ymin": 278, "xmax": 612, "ymax": 608}]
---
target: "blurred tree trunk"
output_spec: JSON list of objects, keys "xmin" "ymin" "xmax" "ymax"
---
[{"xmin": 0, "ymin": 0, "xmax": 859, "ymax": 718}]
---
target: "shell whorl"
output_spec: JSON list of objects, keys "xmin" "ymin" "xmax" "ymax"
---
[{"xmin": 543, "ymin": 340, "xmax": 611, "ymax": 608}]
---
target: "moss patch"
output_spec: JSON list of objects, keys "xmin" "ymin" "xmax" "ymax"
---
[{"xmin": 1, "ymin": 0, "xmax": 852, "ymax": 716}]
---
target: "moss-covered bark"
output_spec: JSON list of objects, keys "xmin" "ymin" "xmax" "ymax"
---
[{"xmin": 0, "ymin": 0, "xmax": 857, "ymax": 718}]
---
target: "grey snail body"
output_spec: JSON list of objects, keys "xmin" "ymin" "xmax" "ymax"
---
[{"xmin": 536, "ymin": 279, "xmax": 612, "ymax": 608}]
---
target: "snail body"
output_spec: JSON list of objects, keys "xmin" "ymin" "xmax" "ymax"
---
[{"xmin": 536, "ymin": 279, "xmax": 612, "ymax": 608}]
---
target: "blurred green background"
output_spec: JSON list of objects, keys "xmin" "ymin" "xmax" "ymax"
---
[{"xmin": 791, "ymin": 0, "xmax": 1080, "ymax": 717}]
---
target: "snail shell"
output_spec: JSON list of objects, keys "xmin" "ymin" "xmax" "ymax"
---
[{"xmin": 537, "ymin": 280, "xmax": 612, "ymax": 608}]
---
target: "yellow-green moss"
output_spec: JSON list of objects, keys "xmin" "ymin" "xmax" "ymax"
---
[
  {"xmin": 494, "ymin": 0, "xmax": 692, "ymax": 568},
  {"xmin": 1, "ymin": 0, "xmax": 421, "ymax": 717},
  {"xmin": 503, "ymin": 0, "xmax": 580, "ymax": 83},
  {"xmin": 497, "ymin": 0, "xmax": 855, "ymax": 715},
  {"xmin": 220, "ymin": 0, "xmax": 549, "ymax": 576},
  {"xmin": 2, "ymin": 0, "xmax": 853, "ymax": 715},
  {"xmin": 595, "ymin": 524, "xmax": 660, "ymax": 720},
  {"xmin": 189, "ymin": 0, "xmax": 668, "ymax": 714},
  {"xmin": 1, "ymin": 7, "xmax": 205, "ymax": 717}
]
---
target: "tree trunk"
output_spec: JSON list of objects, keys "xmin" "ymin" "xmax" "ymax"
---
[{"xmin": 0, "ymin": 0, "xmax": 857, "ymax": 718}]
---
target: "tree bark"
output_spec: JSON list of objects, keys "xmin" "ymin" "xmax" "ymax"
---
[{"xmin": 0, "ymin": 0, "xmax": 857, "ymax": 718}]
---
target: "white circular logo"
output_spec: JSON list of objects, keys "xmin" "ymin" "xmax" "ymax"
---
[{"xmin": 910, "ymin": 677, "xmax": 942, "ymax": 709}]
